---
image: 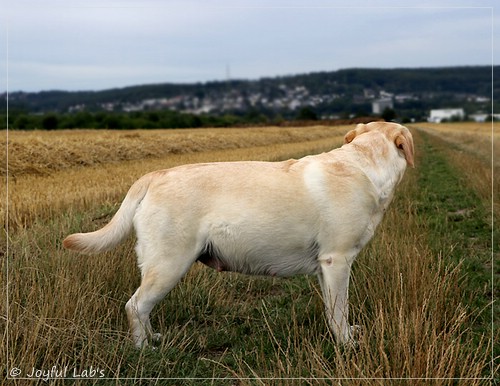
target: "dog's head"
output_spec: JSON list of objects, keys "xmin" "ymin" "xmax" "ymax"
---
[{"xmin": 344, "ymin": 121, "xmax": 415, "ymax": 168}]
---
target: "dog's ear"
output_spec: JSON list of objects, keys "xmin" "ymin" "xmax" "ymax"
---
[
  {"xmin": 344, "ymin": 123, "xmax": 367, "ymax": 144},
  {"xmin": 395, "ymin": 133, "xmax": 415, "ymax": 168},
  {"xmin": 344, "ymin": 129, "xmax": 357, "ymax": 144}
]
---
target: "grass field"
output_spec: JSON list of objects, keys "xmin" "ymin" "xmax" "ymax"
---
[
  {"xmin": 1, "ymin": 126, "xmax": 347, "ymax": 229},
  {"xmin": 1, "ymin": 123, "xmax": 498, "ymax": 384}
]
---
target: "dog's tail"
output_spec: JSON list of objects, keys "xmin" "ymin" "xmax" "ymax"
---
[{"xmin": 63, "ymin": 173, "xmax": 153, "ymax": 254}]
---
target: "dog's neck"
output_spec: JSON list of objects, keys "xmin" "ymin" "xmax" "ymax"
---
[{"xmin": 337, "ymin": 134, "xmax": 407, "ymax": 205}]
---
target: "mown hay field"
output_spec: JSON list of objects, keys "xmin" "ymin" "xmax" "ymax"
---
[
  {"xmin": 2, "ymin": 123, "xmax": 498, "ymax": 384},
  {"xmin": 2, "ymin": 126, "xmax": 347, "ymax": 229}
]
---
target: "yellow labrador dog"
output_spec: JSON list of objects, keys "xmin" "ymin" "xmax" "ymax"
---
[{"xmin": 64, "ymin": 121, "xmax": 414, "ymax": 348}]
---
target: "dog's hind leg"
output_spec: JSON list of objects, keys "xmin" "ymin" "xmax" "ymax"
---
[{"xmin": 125, "ymin": 254, "xmax": 194, "ymax": 348}]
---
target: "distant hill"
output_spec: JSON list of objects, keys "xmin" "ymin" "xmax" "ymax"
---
[{"xmin": 2, "ymin": 66, "xmax": 497, "ymax": 124}]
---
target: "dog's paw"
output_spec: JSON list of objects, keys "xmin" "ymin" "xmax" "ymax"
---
[
  {"xmin": 350, "ymin": 324, "xmax": 362, "ymax": 337},
  {"xmin": 337, "ymin": 325, "xmax": 362, "ymax": 348},
  {"xmin": 346, "ymin": 325, "xmax": 362, "ymax": 348},
  {"xmin": 151, "ymin": 333, "xmax": 162, "ymax": 342}
]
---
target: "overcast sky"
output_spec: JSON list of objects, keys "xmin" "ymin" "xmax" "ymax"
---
[{"xmin": 1, "ymin": 0, "xmax": 498, "ymax": 92}]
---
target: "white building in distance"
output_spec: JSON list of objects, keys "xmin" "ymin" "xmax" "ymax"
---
[
  {"xmin": 372, "ymin": 98, "xmax": 394, "ymax": 114},
  {"xmin": 469, "ymin": 113, "xmax": 489, "ymax": 122},
  {"xmin": 428, "ymin": 108, "xmax": 465, "ymax": 123}
]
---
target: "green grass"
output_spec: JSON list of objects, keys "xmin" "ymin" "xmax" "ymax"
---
[
  {"xmin": 416, "ymin": 132, "xmax": 496, "ymax": 342},
  {"xmin": 2, "ymin": 128, "xmax": 497, "ymax": 384}
]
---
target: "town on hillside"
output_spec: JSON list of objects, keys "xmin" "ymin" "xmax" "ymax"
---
[{"xmin": 2, "ymin": 66, "xmax": 497, "ymax": 129}]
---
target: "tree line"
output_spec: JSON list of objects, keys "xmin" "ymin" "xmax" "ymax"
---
[{"xmin": 2, "ymin": 106, "xmax": 328, "ymax": 130}]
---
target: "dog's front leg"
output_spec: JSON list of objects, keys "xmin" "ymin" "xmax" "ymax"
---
[{"xmin": 318, "ymin": 254, "xmax": 356, "ymax": 346}]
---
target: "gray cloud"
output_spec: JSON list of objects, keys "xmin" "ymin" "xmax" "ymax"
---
[{"xmin": 1, "ymin": 0, "xmax": 497, "ymax": 91}]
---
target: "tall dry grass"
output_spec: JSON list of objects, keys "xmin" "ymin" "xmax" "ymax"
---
[
  {"xmin": 2, "ymin": 125, "xmax": 496, "ymax": 384},
  {"xmin": 410, "ymin": 124, "xmax": 499, "ymax": 383}
]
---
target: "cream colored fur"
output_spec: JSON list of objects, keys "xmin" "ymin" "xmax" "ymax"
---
[{"xmin": 63, "ymin": 121, "xmax": 414, "ymax": 348}]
